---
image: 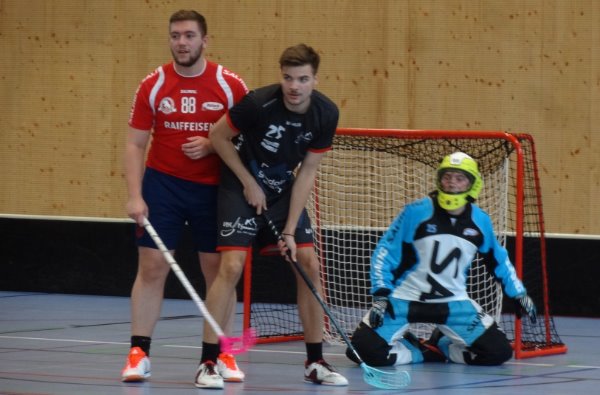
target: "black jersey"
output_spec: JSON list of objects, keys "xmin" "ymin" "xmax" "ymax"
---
[{"xmin": 227, "ymin": 84, "xmax": 338, "ymax": 198}]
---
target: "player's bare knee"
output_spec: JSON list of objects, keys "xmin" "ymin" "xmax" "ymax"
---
[
  {"xmin": 137, "ymin": 254, "xmax": 170, "ymax": 282},
  {"xmin": 296, "ymin": 248, "xmax": 319, "ymax": 270},
  {"xmin": 218, "ymin": 262, "xmax": 244, "ymax": 283},
  {"xmin": 218, "ymin": 251, "xmax": 246, "ymax": 280}
]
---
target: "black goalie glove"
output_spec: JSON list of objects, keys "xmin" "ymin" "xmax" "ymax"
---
[
  {"xmin": 369, "ymin": 296, "xmax": 395, "ymax": 329},
  {"xmin": 515, "ymin": 294, "xmax": 537, "ymax": 324}
]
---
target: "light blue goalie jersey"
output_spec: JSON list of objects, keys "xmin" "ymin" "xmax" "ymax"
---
[{"xmin": 370, "ymin": 195, "xmax": 526, "ymax": 302}]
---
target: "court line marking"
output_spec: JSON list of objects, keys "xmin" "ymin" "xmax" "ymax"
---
[{"xmin": 1, "ymin": 335, "xmax": 599, "ymax": 370}]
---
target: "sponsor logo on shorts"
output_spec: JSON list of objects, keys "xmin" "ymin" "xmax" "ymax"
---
[{"xmin": 221, "ymin": 217, "xmax": 258, "ymax": 237}]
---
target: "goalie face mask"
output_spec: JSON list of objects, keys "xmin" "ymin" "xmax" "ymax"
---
[{"xmin": 436, "ymin": 152, "xmax": 483, "ymax": 210}]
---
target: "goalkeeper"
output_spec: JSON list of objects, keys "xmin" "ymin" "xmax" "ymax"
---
[{"xmin": 346, "ymin": 152, "xmax": 537, "ymax": 366}]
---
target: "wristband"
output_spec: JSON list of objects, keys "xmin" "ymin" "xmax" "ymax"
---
[{"xmin": 282, "ymin": 233, "xmax": 295, "ymax": 237}]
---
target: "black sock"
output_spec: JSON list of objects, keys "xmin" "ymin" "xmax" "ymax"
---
[
  {"xmin": 305, "ymin": 342, "xmax": 323, "ymax": 363},
  {"xmin": 200, "ymin": 342, "xmax": 220, "ymax": 363},
  {"xmin": 131, "ymin": 336, "xmax": 151, "ymax": 356}
]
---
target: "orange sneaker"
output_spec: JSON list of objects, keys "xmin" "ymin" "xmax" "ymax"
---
[
  {"xmin": 216, "ymin": 352, "xmax": 245, "ymax": 382},
  {"xmin": 121, "ymin": 347, "xmax": 151, "ymax": 382}
]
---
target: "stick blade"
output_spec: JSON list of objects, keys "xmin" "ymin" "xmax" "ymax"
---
[
  {"xmin": 361, "ymin": 363, "xmax": 411, "ymax": 389},
  {"xmin": 219, "ymin": 328, "xmax": 257, "ymax": 355}
]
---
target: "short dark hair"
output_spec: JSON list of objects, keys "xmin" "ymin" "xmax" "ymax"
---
[
  {"xmin": 169, "ymin": 10, "xmax": 207, "ymax": 36},
  {"xmin": 279, "ymin": 44, "xmax": 320, "ymax": 74}
]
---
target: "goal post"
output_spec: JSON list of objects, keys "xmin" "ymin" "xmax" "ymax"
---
[{"xmin": 243, "ymin": 128, "xmax": 567, "ymax": 358}]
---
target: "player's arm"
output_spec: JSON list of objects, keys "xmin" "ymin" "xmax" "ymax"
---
[
  {"xmin": 480, "ymin": 218, "xmax": 526, "ymax": 298},
  {"xmin": 181, "ymin": 70, "xmax": 249, "ymax": 161},
  {"xmin": 370, "ymin": 209, "xmax": 409, "ymax": 294},
  {"xmin": 124, "ymin": 127, "xmax": 151, "ymax": 225},
  {"xmin": 490, "ymin": 246, "xmax": 537, "ymax": 323},
  {"xmin": 280, "ymin": 150, "xmax": 325, "ymax": 261},
  {"xmin": 479, "ymin": 213, "xmax": 537, "ymax": 323},
  {"xmin": 367, "ymin": 209, "xmax": 411, "ymax": 328},
  {"xmin": 181, "ymin": 134, "xmax": 214, "ymax": 160},
  {"xmin": 209, "ymin": 115, "xmax": 267, "ymax": 214}
]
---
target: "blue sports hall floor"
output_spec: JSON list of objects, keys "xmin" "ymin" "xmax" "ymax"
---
[{"xmin": 0, "ymin": 291, "xmax": 598, "ymax": 395}]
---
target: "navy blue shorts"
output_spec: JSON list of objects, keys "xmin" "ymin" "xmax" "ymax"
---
[
  {"xmin": 137, "ymin": 167, "xmax": 219, "ymax": 253},
  {"xmin": 216, "ymin": 166, "xmax": 314, "ymax": 252}
]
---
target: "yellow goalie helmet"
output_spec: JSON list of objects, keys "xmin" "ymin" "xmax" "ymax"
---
[{"xmin": 436, "ymin": 152, "xmax": 483, "ymax": 210}]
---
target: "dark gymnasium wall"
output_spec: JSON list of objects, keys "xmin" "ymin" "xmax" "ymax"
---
[{"xmin": 1, "ymin": 218, "xmax": 598, "ymax": 318}]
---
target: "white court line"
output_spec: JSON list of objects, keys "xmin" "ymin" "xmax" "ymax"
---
[
  {"xmin": 506, "ymin": 361, "xmax": 555, "ymax": 367},
  {"xmin": 0, "ymin": 335, "xmax": 339, "ymax": 357},
  {"xmin": 0, "ymin": 335, "xmax": 127, "ymax": 345},
  {"xmin": 165, "ymin": 344, "xmax": 309, "ymax": 356},
  {"xmin": 3, "ymin": 335, "xmax": 599, "ymax": 369},
  {"xmin": 567, "ymin": 365, "xmax": 600, "ymax": 369},
  {"xmin": 494, "ymin": 360, "xmax": 600, "ymax": 369}
]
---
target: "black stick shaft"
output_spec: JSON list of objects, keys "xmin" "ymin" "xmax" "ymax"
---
[{"xmin": 264, "ymin": 215, "xmax": 365, "ymax": 364}]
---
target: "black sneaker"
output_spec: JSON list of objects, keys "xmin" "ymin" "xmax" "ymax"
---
[{"xmin": 404, "ymin": 331, "xmax": 447, "ymax": 362}]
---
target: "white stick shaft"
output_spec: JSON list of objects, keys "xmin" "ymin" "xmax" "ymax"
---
[{"xmin": 142, "ymin": 217, "xmax": 224, "ymax": 337}]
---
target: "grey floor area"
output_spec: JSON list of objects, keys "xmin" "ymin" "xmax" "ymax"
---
[{"xmin": 0, "ymin": 291, "xmax": 598, "ymax": 395}]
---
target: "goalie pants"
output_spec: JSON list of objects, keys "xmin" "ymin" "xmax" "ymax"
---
[{"xmin": 348, "ymin": 298, "xmax": 513, "ymax": 366}]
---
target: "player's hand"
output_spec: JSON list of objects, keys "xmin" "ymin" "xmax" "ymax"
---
[
  {"xmin": 369, "ymin": 295, "xmax": 395, "ymax": 328},
  {"xmin": 181, "ymin": 136, "xmax": 212, "ymax": 160},
  {"xmin": 243, "ymin": 181, "xmax": 267, "ymax": 215},
  {"xmin": 125, "ymin": 196, "xmax": 147, "ymax": 226},
  {"xmin": 515, "ymin": 294, "xmax": 537, "ymax": 324},
  {"xmin": 277, "ymin": 233, "xmax": 297, "ymax": 263}
]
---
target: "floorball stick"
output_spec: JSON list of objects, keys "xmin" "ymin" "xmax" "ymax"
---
[
  {"xmin": 142, "ymin": 217, "xmax": 255, "ymax": 354},
  {"xmin": 263, "ymin": 214, "xmax": 410, "ymax": 389}
]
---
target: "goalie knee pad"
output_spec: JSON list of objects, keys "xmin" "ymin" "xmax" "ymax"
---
[
  {"xmin": 467, "ymin": 323, "xmax": 513, "ymax": 365},
  {"xmin": 345, "ymin": 322, "xmax": 397, "ymax": 367}
]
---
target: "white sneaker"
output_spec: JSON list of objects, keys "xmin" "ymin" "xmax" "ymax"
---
[
  {"xmin": 217, "ymin": 352, "xmax": 245, "ymax": 382},
  {"xmin": 304, "ymin": 359, "xmax": 348, "ymax": 386},
  {"xmin": 121, "ymin": 347, "xmax": 151, "ymax": 382},
  {"xmin": 194, "ymin": 361, "xmax": 224, "ymax": 389}
]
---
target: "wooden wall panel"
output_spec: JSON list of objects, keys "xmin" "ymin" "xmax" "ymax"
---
[{"xmin": 0, "ymin": 0, "xmax": 598, "ymax": 234}]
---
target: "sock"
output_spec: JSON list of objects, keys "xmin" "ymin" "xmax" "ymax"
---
[
  {"xmin": 131, "ymin": 336, "xmax": 151, "ymax": 356},
  {"xmin": 305, "ymin": 342, "xmax": 323, "ymax": 363},
  {"xmin": 201, "ymin": 342, "xmax": 220, "ymax": 363}
]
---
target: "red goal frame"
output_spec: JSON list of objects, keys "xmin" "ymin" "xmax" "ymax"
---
[{"xmin": 243, "ymin": 128, "xmax": 567, "ymax": 359}]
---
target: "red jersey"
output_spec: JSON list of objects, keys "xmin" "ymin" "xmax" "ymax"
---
[{"xmin": 129, "ymin": 61, "xmax": 248, "ymax": 184}]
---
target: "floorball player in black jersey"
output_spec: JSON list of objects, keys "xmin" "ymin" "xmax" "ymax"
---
[{"xmin": 195, "ymin": 44, "xmax": 348, "ymax": 388}]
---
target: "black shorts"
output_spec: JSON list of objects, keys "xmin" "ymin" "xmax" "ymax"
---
[{"xmin": 216, "ymin": 166, "xmax": 314, "ymax": 252}]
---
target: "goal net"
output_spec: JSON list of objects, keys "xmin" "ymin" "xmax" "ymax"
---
[{"xmin": 243, "ymin": 129, "xmax": 567, "ymax": 358}]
